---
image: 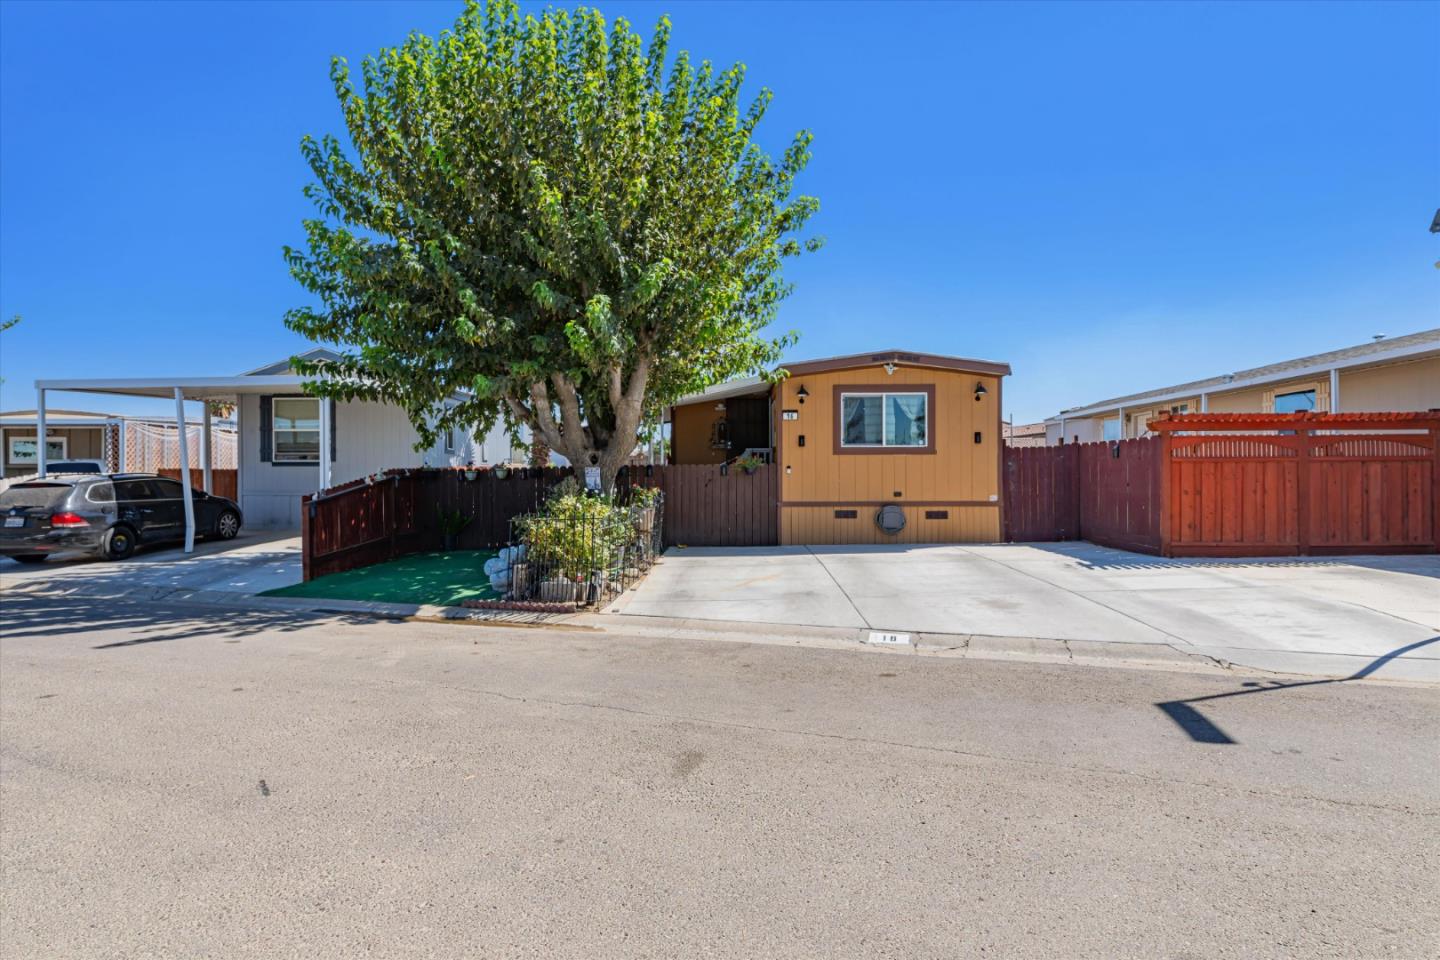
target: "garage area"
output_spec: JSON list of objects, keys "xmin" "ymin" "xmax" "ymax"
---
[{"xmin": 614, "ymin": 542, "xmax": 1440, "ymax": 680}]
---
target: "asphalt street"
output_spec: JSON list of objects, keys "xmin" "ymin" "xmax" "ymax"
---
[{"xmin": 2, "ymin": 592, "xmax": 1436, "ymax": 959}]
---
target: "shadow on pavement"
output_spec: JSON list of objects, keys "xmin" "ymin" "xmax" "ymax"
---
[
  {"xmin": 1156, "ymin": 634, "xmax": 1440, "ymax": 745},
  {"xmin": 0, "ymin": 593, "xmax": 388, "ymax": 649},
  {"xmin": 1020, "ymin": 540, "xmax": 1440, "ymax": 580}
]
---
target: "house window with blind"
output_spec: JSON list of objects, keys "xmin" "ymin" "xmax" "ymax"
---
[
  {"xmin": 272, "ymin": 397, "xmax": 321, "ymax": 462},
  {"xmin": 840, "ymin": 392, "xmax": 928, "ymax": 447}
]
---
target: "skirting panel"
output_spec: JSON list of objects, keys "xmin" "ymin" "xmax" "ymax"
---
[{"xmin": 780, "ymin": 504, "xmax": 1001, "ymax": 545}]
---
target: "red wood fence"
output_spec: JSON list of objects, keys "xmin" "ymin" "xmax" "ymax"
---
[
  {"xmin": 158, "ymin": 467, "xmax": 238, "ymax": 502},
  {"xmin": 1005, "ymin": 413, "xmax": 1440, "ymax": 558},
  {"xmin": 1003, "ymin": 444, "xmax": 1079, "ymax": 542},
  {"xmin": 301, "ymin": 467, "xmax": 569, "ymax": 580},
  {"xmin": 1151, "ymin": 412, "xmax": 1439, "ymax": 556},
  {"xmin": 1003, "ymin": 439, "xmax": 1160, "ymax": 552},
  {"xmin": 1076, "ymin": 438, "xmax": 1162, "ymax": 554}
]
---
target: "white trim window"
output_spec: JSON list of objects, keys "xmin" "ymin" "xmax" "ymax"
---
[
  {"xmin": 840, "ymin": 392, "xmax": 928, "ymax": 447},
  {"xmin": 272, "ymin": 397, "xmax": 321, "ymax": 462},
  {"xmin": 8, "ymin": 435, "xmax": 67, "ymax": 465}
]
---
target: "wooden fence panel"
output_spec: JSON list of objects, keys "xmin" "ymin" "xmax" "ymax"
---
[
  {"xmin": 1002, "ymin": 440, "xmax": 1158, "ymax": 550},
  {"xmin": 1152, "ymin": 414, "xmax": 1439, "ymax": 556},
  {"xmin": 157, "ymin": 467, "xmax": 238, "ymax": 502},
  {"xmin": 1075, "ymin": 437, "xmax": 1162, "ymax": 554},
  {"xmin": 302, "ymin": 467, "xmax": 570, "ymax": 580},
  {"xmin": 628, "ymin": 463, "xmax": 777, "ymax": 547},
  {"xmin": 1305, "ymin": 436, "xmax": 1434, "ymax": 552},
  {"xmin": 1002, "ymin": 445, "xmax": 1078, "ymax": 541},
  {"xmin": 1163, "ymin": 434, "xmax": 1301, "ymax": 555}
]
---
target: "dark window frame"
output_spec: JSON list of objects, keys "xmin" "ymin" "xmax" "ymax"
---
[{"xmin": 831, "ymin": 383, "xmax": 937, "ymax": 456}]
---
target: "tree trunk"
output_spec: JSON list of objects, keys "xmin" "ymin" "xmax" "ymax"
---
[
  {"xmin": 527, "ymin": 433, "xmax": 550, "ymax": 468},
  {"xmin": 504, "ymin": 356, "xmax": 650, "ymax": 496}
]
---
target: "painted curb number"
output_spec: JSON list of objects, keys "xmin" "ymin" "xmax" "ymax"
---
[{"xmin": 867, "ymin": 631, "xmax": 911, "ymax": 646}]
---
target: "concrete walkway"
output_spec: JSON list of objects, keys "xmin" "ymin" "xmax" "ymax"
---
[
  {"xmin": 614, "ymin": 542, "xmax": 1440, "ymax": 681},
  {"xmin": 0, "ymin": 531, "xmax": 304, "ymax": 598}
]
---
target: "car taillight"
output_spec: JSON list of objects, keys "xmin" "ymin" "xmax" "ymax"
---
[{"xmin": 49, "ymin": 512, "xmax": 89, "ymax": 528}]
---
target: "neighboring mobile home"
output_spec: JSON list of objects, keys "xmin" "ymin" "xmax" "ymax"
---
[
  {"xmin": 666, "ymin": 349, "xmax": 1010, "ymax": 545},
  {"xmin": 1046, "ymin": 328, "xmax": 1440, "ymax": 445},
  {"xmin": 33, "ymin": 349, "xmax": 533, "ymax": 531},
  {"xmin": 0, "ymin": 409, "xmax": 238, "ymax": 479}
]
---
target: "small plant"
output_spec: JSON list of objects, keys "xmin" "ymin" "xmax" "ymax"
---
[
  {"xmin": 629, "ymin": 485, "xmax": 662, "ymax": 508},
  {"xmin": 734, "ymin": 453, "xmax": 764, "ymax": 475},
  {"xmin": 438, "ymin": 510, "xmax": 472, "ymax": 536},
  {"xmin": 437, "ymin": 509, "xmax": 472, "ymax": 551}
]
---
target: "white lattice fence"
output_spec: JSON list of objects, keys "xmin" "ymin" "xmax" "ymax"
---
[{"xmin": 120, "ymin": 421, "xmax": 238, "ymax": 472}]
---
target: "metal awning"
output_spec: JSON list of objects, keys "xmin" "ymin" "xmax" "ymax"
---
[
  {"xmin": 34, "ymin": 375, "xmax": 307, "ymax": 401},
  {"xmin": 33, "ymin": 374, "xmax": 333, "ymax": 553}
]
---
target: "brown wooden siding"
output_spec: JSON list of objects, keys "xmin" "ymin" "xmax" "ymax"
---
[
  {"xmin": 669, "ymin": 402, "xmax": 728, "ymax": 465},
  {"xmin": 775, "ymin": 365, "xmax": 1002, "ymax": 544}
]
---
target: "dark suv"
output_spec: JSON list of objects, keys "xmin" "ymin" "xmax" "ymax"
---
[{"xmin": 0, "ymin": 474, "xmax": 243, "ymax": 563}]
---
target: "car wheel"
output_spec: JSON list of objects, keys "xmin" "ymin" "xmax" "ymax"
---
[
  {"xmin": 215, "ymin": 510, "xmax": 241, "ymax": 540},
  {"xmin": 10, "ymin": 554, "xmax": 47, "ymax": 565},
  {"xmin": 100, "ymin": 525, "xmax": 136, "ymax": 561}
]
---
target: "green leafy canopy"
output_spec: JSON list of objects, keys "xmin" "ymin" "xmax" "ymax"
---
[{"xmin": 284, "ymin": 0, "xmax": 821, "ymax": 486}]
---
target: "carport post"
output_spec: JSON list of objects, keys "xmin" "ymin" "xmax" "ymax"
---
[
  {"xmin": 318, "ymin": 397, "xmax": 332, "ymax": 491},
  {"xmin": 174, "ymin": 387, "xmax": 196, "ymax": 553},
  {"xmin": 200, "ymin": 403, "xmax": 213, "ymax": 493},
  {"xmin": 35, "ymin": 387, "xmax": 47, "ymax": 477}
]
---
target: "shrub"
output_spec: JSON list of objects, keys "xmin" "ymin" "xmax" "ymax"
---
[{"xmin": 518, "ymin": 492, "xmax": 631, "ymax": 581}]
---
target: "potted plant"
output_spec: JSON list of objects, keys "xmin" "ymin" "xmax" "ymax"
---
[
  {"xmin": 492, "ymin": 463, "xmax": 510, "ymax": 480},
  {"xmin": 735, "ymin": 453, "xmax": 764, "ymax": 475},
  {"xmin": 437, "ymin": 509, "xmax": 471, "ymax": 552},
  {"xmin": 630, "ymin": 486, "xmax": 661, "ymax": 534}
]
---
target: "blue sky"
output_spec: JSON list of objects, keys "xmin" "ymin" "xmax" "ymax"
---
[{"xmin": 1, "ymin": 0, "xmax": 1436, "ymax": 423}]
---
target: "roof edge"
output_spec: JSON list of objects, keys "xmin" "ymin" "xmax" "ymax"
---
[{"xmin": 782, "ymin": 349, "xmax": 1011, "ymax": 378}]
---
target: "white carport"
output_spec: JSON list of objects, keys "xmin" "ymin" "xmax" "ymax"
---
[{"xmin": 34, "ymin": 374, "xmax": 332, "ymax": 553}]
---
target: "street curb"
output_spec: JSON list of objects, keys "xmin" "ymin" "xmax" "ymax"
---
[{"xmin": 570, "ymin": 612, "xmax": 1239, "ymax": 676}]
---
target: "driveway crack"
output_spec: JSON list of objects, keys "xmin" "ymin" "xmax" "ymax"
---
[{"xmin": 805, "ymin": 547, "xmax": 872, "ymax": 629}]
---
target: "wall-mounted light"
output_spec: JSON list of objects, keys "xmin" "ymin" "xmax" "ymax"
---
[
  {"xmin": 883, "ymin": 363, "xmax": 896, "ymax": 376},
  {"xmin": 796, "ymin": 385, "xmax": 809, "ymax": 404},
  {"xmin": 714, "ymin": 400, "xmax": 727, "ymax": 412},
  {"xmin": 974, "ymin": 381, "xmax": 988, "ymax": 402}
]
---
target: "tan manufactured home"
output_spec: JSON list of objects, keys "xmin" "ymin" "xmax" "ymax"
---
[
  {"xmin": 1045, "ymin": 328, "xmax": 1440, "ymax": 444},
  {"xmin": 666, "ymin": 350, "xmax": 1010, "ymax": 545}
]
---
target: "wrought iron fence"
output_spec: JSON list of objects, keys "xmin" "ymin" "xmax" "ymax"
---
[{"xmin": 499, "ymin": 491, "xmax": 665, "ymax": 608}]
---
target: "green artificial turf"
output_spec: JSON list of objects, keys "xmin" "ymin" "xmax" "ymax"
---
[{"xmin": 261, "ymin": 550, "xmax": 502, "ymax": 607}]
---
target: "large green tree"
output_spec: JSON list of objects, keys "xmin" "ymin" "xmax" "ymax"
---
[{"xmin": 285, "ymin": 0, "xmax": 820, "ymax": 489}]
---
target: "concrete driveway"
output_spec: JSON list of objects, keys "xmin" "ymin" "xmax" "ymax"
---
[
  {"xmin": 0, "ymin": 531, "xmax": 302, "ymax": 600},
  {"xmin": 617, "ymin": 542, "xmax": 1440, "ymax": 680}
]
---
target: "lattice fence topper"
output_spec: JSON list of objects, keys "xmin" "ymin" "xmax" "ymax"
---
[{"xmin": 119, "ymin": 421, "xmax": 238, "ymax": 472}]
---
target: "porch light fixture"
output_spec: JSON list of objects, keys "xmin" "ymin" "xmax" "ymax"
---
[
  {"xmin": 973, "ymin": 381, "xmax": 988, "ymax": 401},
  {"xmin": 796, "ymin": 385, "xmax": 809, "ymax": 404}
]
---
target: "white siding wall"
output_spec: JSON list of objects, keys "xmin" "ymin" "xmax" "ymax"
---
[
  {"xmin": 1044, "ymin": 418, "xmax": 1104, "ymax": 446},
  {"xmin": 237, "ymin": 396, "xmax": 564, "ymax": 529},
  {"xmin": 238, "ymin": 396, "xmax": 448, "ymax": 529}
]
